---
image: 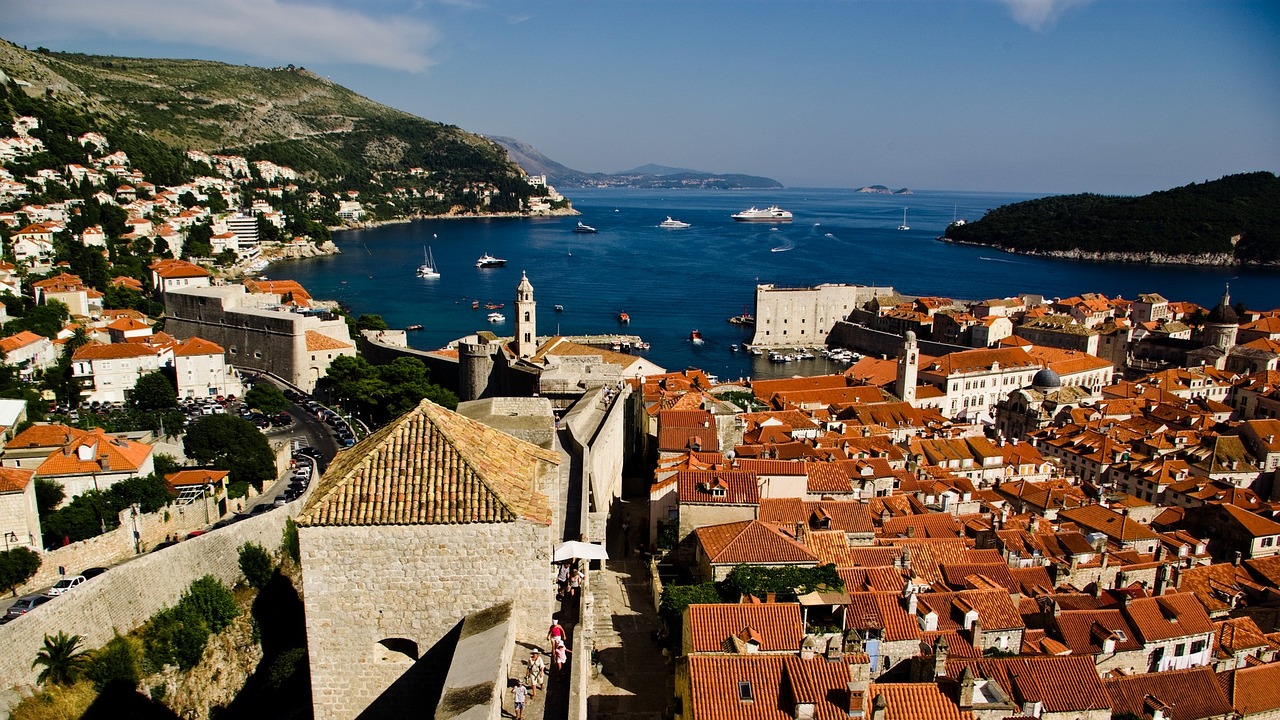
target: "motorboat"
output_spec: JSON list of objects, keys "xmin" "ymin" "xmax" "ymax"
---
[
  {"xmin": 732, "ymin": 205, "xmax": 793, "ymax": 222},
  {"xmin": 690, "ymin": 329, "xmax": 704, "ymax": 345},
  {"xmin": 471, "ymin": 300, "xmax": 480, "ymax": 309},
  {"xmin": 406, "ymin": 324, "xmax": 423, "ymax": 331},
  {"xmin": 487, "ymin": 312, "xmax": 505, "ymax": 323},
  {"xmin": 417, "ymin": 246, "xmax": 440, "ymax": 278},
  {"xmin": 476, "ymin": 253, "xmax": 507, "ymax": 268},
  {"xmin": 898, "ymin": 207, "xmax": 910, "ymax": 231},
  {"xmin": 554, "ymin": 304, "xmax": 564, "ymax": 312},
  {"xmin": 573, "ymin": 221, "xmax": 598, "ymax": 233},
  {"xmin": 618, "ymin": 312, "xmax": 630, "ymax": 324},
  {"xmin": 659, "ymin": 216, "xmax": 691, "ymax": 229}
]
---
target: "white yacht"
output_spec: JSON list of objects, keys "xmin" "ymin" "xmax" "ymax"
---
[
  {"xmin": 475, "ymin": 253, "xmax": 507, "ymax": 268},
  {"xmin": 417, "ymin": 246, "xmax": 440, "ymax": 278},
  {"xmin": 898, "ymin": 207, "xmax": 910, "ymax": 231},
  {"xmin": 659, "ymin": 216, "xmax": 691, "ymax": 229},
  {"xmin": 732, "ymin": 205, "xmax": 793, "ymax": 222}
]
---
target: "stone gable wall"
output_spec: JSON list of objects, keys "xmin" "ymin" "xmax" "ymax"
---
[{"xmin": 300, "ymin": 520, "xmax": 553, "ymax": 720}]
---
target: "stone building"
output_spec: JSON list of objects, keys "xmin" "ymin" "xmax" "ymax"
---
[
  {"xmin": 163, "ymin": 284, "xmax": 354, "ymax": 392},
  {"xmin": 297, "ymin": 399, "xmax": 560, "ymax": 720},
  {"xmin": 749, "ymin": 282, "xmax": 895, "ymax": 348}
]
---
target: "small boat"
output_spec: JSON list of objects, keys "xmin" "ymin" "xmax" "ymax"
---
[
  {"xmin": 573, "ymin": 222, "xmax": 597, "ymax": 233},
  {"xmin": 898, "ymin": 207, "xmax": 910, "ymax": 231},
  {"xmin": 659, "ymin": 216, "xmax": 691, "ymax": 229},
  {"xmin": 476, "ymin": 253, "xmax": 507, "ymax": 268},
  {"xmin": 471, "ymin": 300, "xmax": 480, "ymax": 309},
  {"xmin": 636, "ymin": 341, "xmax": 650, "ymax": 350},
  {"xmin": 730, "ymin": 344, "xmax": 739, "ymax": 352},
  {"xmin": 690, "ymin": 329, "xmax": 704, "ymax": 345},
  {"xmin": 554, "ymin": 304, "xmax": 564, "ymax": 312},
  {"xmin": 732, "ymin": 205, "xmax": 793, "ymax": 222},
  {"xmin": 487, "ymin": 312, "xmax": 505, "ymax": 323},
  {"xmin": 485, "ymin": 303, "xmax": 505, "ymax": 310},
  {"xmin": 749, "ymin": 347, "xmax": 763, "ymax": 356},
  {"xmin": 618, "ymin": 312, "xmax": 630, "ymax": 324},
  {"xmin": 406, "ymin": 324, "xmax": 423, "ymax": 331},
  {"xmin": 728, "ymin": 309, "xmax": 755, "ymax": 326},
  {"xmin": 417, "ymin": 246, "xmax": 440, "ymax": 278}
]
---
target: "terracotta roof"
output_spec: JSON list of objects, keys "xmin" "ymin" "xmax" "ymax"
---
[
  {"xmin": 71, "ymin": 341, "xmax": 159, "ymax": 361},
  {"xmin": 6, "ymin": 423, "xmax": 87, "ymax": 449},
  {"xmin": 0, "ymin": 330, "xmax": 46, "ymax": 352},
  {"xmin": 1050, "ymin": 609, "xmax": 1142, "ymax": 654},
  {"xmin": 921, "ymin": 346, "xmax": 1039, "ymax": 376},
  {"xmin": 677, "ymin": 470, "xmax": 760, "ymax": 505},
  {"xmin": 695, "ymin": 520, "xmax": 819, "ymax": 566},
  {"xmin": 686, "ymin": 655, "xmax": 854, "ymax": 720},
  {"xmin": 756, "ymin": 498, "xmax": 875, "ymax": 535},
  {"xmin": 660, "ymin": 426, "xmax": 720, "ymax": 453},
  {"xmin": 864, "ymin": 683, "xmax": 965, "ymax": 720},
  {"xmin": 1213, "ymin": 616, "xmax": 1274, "ymax": 657},
  {"xmin": 685, "ymin": 603, "xmax": 804, "ymax": 653},
  {"xmin": 881, "ymin": 513, "xmax": 961, "ymax": 539},
  {"xmin": 35, "ymin": 428, "xmax": 153, "ymax": 476},
  {"xmin": 1122, "ymin": 593, "xmax": 1214, "ymax": 642},
  {"xmin": 165, "ymin": 468, "xmax": 229, "ymax": 487},
  {"xmin": 1217, "ymin": 661, "xmax": 1280, "ymax": 716},
  {"xmin": 0, "ymin": 465, "xmax": 35, "ymax": 493},
  {"xmin": 915, "ymin": 589, "xmax": 1024, "ymax": 631},
  {"xmin": 149, "ymin": 258, "xmax": 210, "ymax": 279},
  {"xmin": 105, "ymin": 317, "xmax": 151, "ymax": 332},
  {"xmin": 945, "ymin": 655, "xmax": 1113, "ymax": 713},
  {"xmin": 304, "ymin": 330, "xmax": 353, "ymax": 352},
  {"xmin": 1216, "ymin": 502, "xmax": 1280, "ymax": 538},
  {"xmin": 173, "ymin": 337, "xmax": 225, "ymax": 356},
  {"xmin": 1105, "ymin": 666, "xmax": 1232, "ymax": 720},
  {"xmin": 297, "ymin": 399, "xmax": 559, "ymax": 527},
  {"xmin": 1058, "ymin": 505, "xmax": 1159, "ymax": 543}
]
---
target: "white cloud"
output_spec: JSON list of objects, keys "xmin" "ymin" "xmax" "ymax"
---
[
  {"xmin": 15, "ymin": 0, "xmax": 437, "ymax": 73},
  {"xmin": 998, "ymin": 0, "xmax": 1092, "ymax": 31}
]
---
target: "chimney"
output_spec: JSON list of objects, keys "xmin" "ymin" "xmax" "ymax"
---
[
  {"xmin": 869, "ymin": 694, "xmax": 887, "ymax": 720},
  {"xmin": 847, "ymin": 687, "xmax": 864, "ymax": 719},
  {"xmin": 970, "ymin": 618, "xmax": 983, "ymax": 654},
  {"xmin": 958, "ymin": 667, "xmax": 975, "ymax": 709},
  {"xmin": 795, "ymin": 521, "xmax": 808, "ymax": 543},
  {"xmin": 906, "ymin": 591, "xmax": 918, "ymax": 616},
  {"xmin": 800, "ymin": 635, "xmax": 819, "ymax": 660},
  {"xmin": 825, "ymin": 636, "xmax": 843, "ymax": 663},
  {"xmin": 933, "ymin": 636, "xmax": 949, "ymax": 679},
  {"xmin": 1234, "ymin": 551, "xmax": 1242, "ymax": 566}
]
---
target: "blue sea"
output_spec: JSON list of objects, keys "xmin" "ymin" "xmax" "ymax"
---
[{"xmin": 265, "ymin": 187, "xmax": 1280, "ymax": 382}]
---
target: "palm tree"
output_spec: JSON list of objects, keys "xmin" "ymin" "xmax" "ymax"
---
[{"xmin": 32, "ymin": 631, "xmax": 87, "ymax": 686}]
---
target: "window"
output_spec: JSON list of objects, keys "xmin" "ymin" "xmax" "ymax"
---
[
  {"xmin": 1190, "ymin": 640, "xmax": 1205, "ymax": 654},
  {"xmin": 254, "ymin": 351, "xmax": 262, "ymax": 359},
  {"xmin": 1114, "ymin": 630, "xmax": 1127, "ymax": 641},
  {"xmin": 738, "ymin": 681, "xmax": 753, "ymax": 702},
  {"xmin": 1174, "ymin": 643, "xmax": 1186, "ymax": 657}
]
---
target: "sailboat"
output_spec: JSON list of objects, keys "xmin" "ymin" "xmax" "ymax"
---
[
  {"xmin": 417, "ymin": 246, "xmax": 440, "ymax": 278},
  {"xmin": 897, "ymin": 207, "xmax": 910, "ymax": 231}
]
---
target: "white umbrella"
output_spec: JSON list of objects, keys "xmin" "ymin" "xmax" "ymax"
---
[{"xmin": 553, "ymin": 541, "xmax": 609, "ymax": 562}]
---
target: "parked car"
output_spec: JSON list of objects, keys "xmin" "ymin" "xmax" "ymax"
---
[
  {"xmin": 3, "ymin": 595, "xmax": 51, "ymax": 622},
  {"xmin": 46, "ymin": 575, "xmax": 86, "ymax": 596},
  {"xmin": 80, "ymin": 567, "xmax": 108, "ymax": 580},
  {"xmin": 152, "ymin": 541, "xmax": 178, "ymax": 553}
]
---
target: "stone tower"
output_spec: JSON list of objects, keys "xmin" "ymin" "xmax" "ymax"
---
[
  {"xmin": 458, "ymin": 337, "xmax": 500, "ymax": 401},
  {"xmin": 1204, "ymin": 283, "xmax": 1239, "ymax": 352},
  {"xmin": 896, "ymin": 330, "xmax": 919, "ymax": 404},
  {"xmin": 515, "ymin": 271, "xmax": 537, "ymax": 358}
]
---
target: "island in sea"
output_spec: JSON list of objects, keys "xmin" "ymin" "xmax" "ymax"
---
[
  {"xmin": 489, "ymin": 135, "xmax": 783, "ymax": 189},
  {"xmin": 941, "ymin": 171, "xmax": 1280, "ymax": 267},
  {"xmin": 856, "ymin": 184, "xmax": 912, "ymax": 194}
]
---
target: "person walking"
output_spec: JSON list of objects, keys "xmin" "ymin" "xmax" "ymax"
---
[
  {"xmin": 556, "ymin": 562, "xmax": 570, "ymax": 599},
  {"xmin": 513, "ymin": 680, "xmax": 527, "ymax": 720},
  {"xmin": 547, "ymin": 619, "xmax": 565, "ymax": 645},
  {"xmin": 553, "ymin": 636, "xmax": 570, "ymax": 670},
  {"xmin": 527, "ymin": 650, "xmax": 546, "ymax": 697},
  {"xmin": 567, "ymin": 566, "xmax": 581, "ymax": 598}
]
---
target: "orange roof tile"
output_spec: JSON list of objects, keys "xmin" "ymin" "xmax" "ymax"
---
[
  {"xmin": 149, "ymin": 258, "xmax": 210, "ymax": 279},
  {"xmin": 304, "ymin": 330, "xmax": 353, "ymax": 352},
  {"xmin": 0, "ymin": 466, "xmax": 35, "ymax": 493},
  {"xmin": 1105, "ymin": 666, "xmax": 1232, "ymax": 720},
  {"xmin": 864, "ymin": 683, "xmax": 965, "ymax": 720},
  {"xmin": 35, "ymin": 428, "xmax": 152, "ymax": 476},
  {"xmin": 173, "ymin": 337, "xmax": 225, "ymax": 356},
  {"xmin": 0, "ymin": 330, "xmax": 46, "ymax": 352},
  {"xmin": 7, "ymin": 423, "xmax": 87, "ymax": 449},
  {"xmin": 71, "ymin": 341, "xmax": 159, "ymax": 361},
  {"xmin": 1218, "ymin": 661, "xmax": 1280, "ymax": 716},
  {"xmin": 696, "ymin": 520, "xmax": 819, "ymax": 566},
  {"xmin": 686, "ymin": 603, "xmax": 804, "ymax": 653},
  {"xmin": 298, "ymin": 399, "xmax": 559, "ymax": 527},
  {"xmin": 164, "ymin": 469, "xmax": 229, "ymax": 487},
  {"xmin": 1122, "ymin": 593, "xmax": 1214, "ymax": 643},
  {"xmin": 946, "ymin": 655, "xmax": 1112, "ymax": 713}
]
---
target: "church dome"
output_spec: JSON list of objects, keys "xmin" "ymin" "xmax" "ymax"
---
[
  {"xmin": 1207, "ymin": 285, "xmax": 1238, "ymax": 325},
  {"xmin": 1031, "ymin": 367, "xmax": 1062, "ymax": 390}
]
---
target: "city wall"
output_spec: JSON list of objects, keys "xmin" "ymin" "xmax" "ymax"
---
[
  {"xmin": 828, "ymin": 320, "xmax": 969, "ymax": 359},
  {"xmin": 357, "ymin": 332, "xmax": 461, "ymax": 393},
  {"xmin": 0, "ymin": 506, "xmax": 294, "ymax": 715},
  {"xmin": 749, "ymin": 283, "xmax": 896, "ymax": 348}
]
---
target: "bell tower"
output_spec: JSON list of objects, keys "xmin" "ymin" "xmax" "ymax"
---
[
  {"xmin": 515, "ymin": 271, "xmax": 537, "ymax": 358},
  {"xmin": 896, "ymin": 331, "xmax": 919, "ymax": 404}
]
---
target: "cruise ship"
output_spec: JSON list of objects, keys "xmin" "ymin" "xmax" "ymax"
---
[{"xmin": 731, "ymin": 205, "xmax": 793, "ymax": 222}]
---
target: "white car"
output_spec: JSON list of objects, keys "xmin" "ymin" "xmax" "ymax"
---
[{"xmin": 46, "ymin": 575, "xmax": 86, "ymax": 597}]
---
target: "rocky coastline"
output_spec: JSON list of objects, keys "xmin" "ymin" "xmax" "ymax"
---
[{"xmin": 937, "ymin": 236, "xmax": 1276, "ymax": 267}]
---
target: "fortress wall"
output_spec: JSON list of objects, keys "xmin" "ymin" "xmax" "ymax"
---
[
  {"xmin": 357, "ymin": 333, "xmax": 461, "ymax": 393},
  {"xmin": 300, "ymin": 521, "xmax": 552, "ymax": 720},
  {"xmin": 750, "ymin": 284, "xmax": 896, "ymax": 348},
  {"xmin": 0, "ymin": 508, "xmax": 293, "ymax": 715}
]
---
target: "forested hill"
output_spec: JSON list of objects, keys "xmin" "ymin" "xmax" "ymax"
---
[
  {"xmin": 943, "ymin": 172, "xmax": 1280, "ymax": 266},
  {"xmin": 0, "ymin": 39, "xmax": 527, "ymax": 193}
]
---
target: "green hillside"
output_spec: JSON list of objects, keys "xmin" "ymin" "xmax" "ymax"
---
[
  {"xmin": 0, "ymin": 40, "xmax": 532, "ymax": 204},
  {"xmin": 943, "ymin": 172, "xmax": 1280, "ymax": 265}
]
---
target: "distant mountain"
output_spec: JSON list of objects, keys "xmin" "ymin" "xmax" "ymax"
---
[
  {"xmin": 943, "ymin": 172, "xmax": 1280, "ymax": 266},
  {"xmin": 488, "ymin": 136, "xmax": 782, "ymax": 190},
  {"xmin": 620, "ymin": 163, "xmax": 701, "ymax": 176}
]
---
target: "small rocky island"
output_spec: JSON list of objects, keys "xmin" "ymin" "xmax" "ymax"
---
[{"xmin": 857, "ymin": 185, "xmax": 912, "ymax": 194}]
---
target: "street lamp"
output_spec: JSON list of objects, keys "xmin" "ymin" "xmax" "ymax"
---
[{"xmin": 3, "ymin": 531, "xmax": 18, "ymax": 551}]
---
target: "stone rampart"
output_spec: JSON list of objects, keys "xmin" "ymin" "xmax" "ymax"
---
[
  {"xmin": 750, "ymin": 283, "xmax": 896, "ymax": 348},
  {"xmin": 300, "ymin": 520, "xmax": 552, "ymax": 720},
  {"xmin": 0, "ymin": 506, "xmax": 294, "ymax": 715},
  {"xmin": 828, "ymin": 320, "xmax": 969, "ymax": 359},
  {"xmin": 357, "ymin": 332, "xmax": 461, "ymax": 393}
]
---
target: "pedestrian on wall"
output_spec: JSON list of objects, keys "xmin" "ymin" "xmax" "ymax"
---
[
  {"xmin": 567, "ymin": 566, "xmax": 581, "ymax": 597},
  {"xmin": 527, "ymin": 650, "xmax": 546, "ymax": 696},
  {"xmin": 553, "ymin": 636, "xmax": 570, "ymax": 670},
  {"xmin": 513, "ymin": 680, "xmax": 527, "ymax": 720},
  {"xmin": 556, "ymin": 562, "xmax": 569, "ymax": 598},
  {"xmin": 548, "ymin": 619, "xmax": 565, "ymax": 644}
]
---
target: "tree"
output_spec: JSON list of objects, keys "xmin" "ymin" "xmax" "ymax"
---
[
  {"xmin": 185, "ymin": 221, "xmax": 214, "ymax": 258},
  {"xmin": 4, "ymin": 299, "xmax": 69, "ymax": 339},
  {"xmin": 356, "ymin": 314, "xmax": 389, "ymax": 332},
  {"xmin": 34, "ymin": 478, "xmax": 64, "ymax": 519},
  {"xmin": 183, "ymin": 415, "xmax": 276, "ymax": 487},
  {"xmin": 239, "ymin": 543, "xmax": 274, "ymax": 589},
  {"xmin": 0, "ymin": 547, "xmax": 42, "ymax": 596},
  {"xmin": 32, "ymin": 631, "xmax": 87, "ymax": 686},
  {"xmin": 85, "ymin": 634, "xmax": 140, "ymax": 691},
  {"xmin": 129, "ymin": 371, "xmax": 178, "ymax": 412},
  {"xmin": 244, "ymin": 382, "xmax": 288, "ymax": 415}
]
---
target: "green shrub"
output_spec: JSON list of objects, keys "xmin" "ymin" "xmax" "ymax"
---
[
  {"xmin": 0, "ymin": 546, "xmax": 41, "ymax": 596},
  {"xmin": 85, "ymin": 634, "xmax": 140, "ymax": 691},
  {"xmin": 266, "ymin": 647, "xmax": 308, "ymax": 691},
  {"xmin": 184, "ymin": 575, "xmax": 238, "ymax": 632},
  {"xmin": 239, "ymin": 543, "xmax": 274, "ymax": 589},
  {"xmin": 282, "ymin": 517, "xmax": 300, "ymax": 564},
  {"xmin": 144, "ymin": 604, "xmax": 209, "ymax": 670}
]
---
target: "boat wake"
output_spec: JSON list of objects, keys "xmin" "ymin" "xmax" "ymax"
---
[
  {"xmin": 979, "ymin": 256, "xmax": 1025, "ymax": 265},
  {"xmin": 771, "ymin": 241, "xmax": 794, "ymax": 253}
]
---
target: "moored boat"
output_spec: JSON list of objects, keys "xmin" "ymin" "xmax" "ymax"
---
[
  {"xmin": 573, "ymin": 221, "xmax": 598, "ymax": 233},
  {"xmin": 487, "ymin": 312, "xmax": 505, "ymax": 323},
  {"xmin": 659, "ymin": 216, "xmax": 691, "ymax": 229},
  {"xmin": 618, "ymin": 312, "xmax": 630, "ymax": 324},
  {"xmin": 732, "ymin": 205, "xmax": 793, "ymax": 222},
  {"xmin": 406, "ymin": 324, "xmax": 423, "ymax": 331},
  {"xmin": 476, "ymin": 252, "xmax": 507, "ymax": 268},
  {"xmin": 417, "ymin": 246, "xmax": 441, "ymax": 278},
  {"xmin": 554, "ymin": 304, "xmax": 564, "ymax": 312},
  {"xmin": 690, "ymin": 329, "xmax": 704, "ymax": 345}
]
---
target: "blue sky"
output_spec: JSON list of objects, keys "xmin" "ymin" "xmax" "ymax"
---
[{"xmin": 2, "ymin": 1, "xmax": 1277, "ymax": 194}]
